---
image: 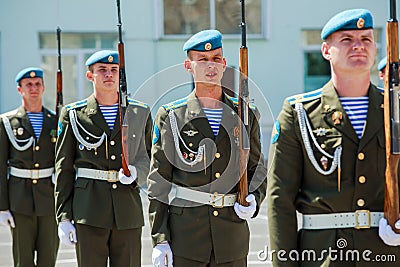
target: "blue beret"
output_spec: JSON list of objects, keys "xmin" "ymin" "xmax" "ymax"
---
[
  {"xmin": 85, "ymin": 50, "xmax": 118, "ymax": 66},
  {"xmin": 183, "ymin": 30, "xmax": 222, "ymax": 52},
  {"xmin": 15, "ymin": 67, "xmax": 43, "ymax": 83},
  {"xmin": 321, "ymin": 9, "xmax": 373, "ymax": 40},
  {"xmin": 377, "ymin": 57, "xmax": 387, "ymax": 71}
]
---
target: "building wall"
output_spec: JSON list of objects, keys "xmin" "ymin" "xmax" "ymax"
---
[{"xmin": 0, "ymin": 0, "xmax": 387, "ymax": 154}]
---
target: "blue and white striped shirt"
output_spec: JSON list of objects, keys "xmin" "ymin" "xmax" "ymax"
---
[
  {"xmin": 27, "ymin": 112, "xmax": 43, "ymax": 139},
  {"xmin": 99, "ymin": 103, "xmax": 118, "ymax": 131},
  {"xmin": 203, "ymin": 108, "xmax": 223, "ymax": 136},
  {"xmin": 339, "ymin": 96, "xmax": 369, "ymax": 139}
]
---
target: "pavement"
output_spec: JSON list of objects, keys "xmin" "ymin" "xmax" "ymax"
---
[{"xmin": 0, "ymin": 191, "xmax": 272, "ymax": 266}]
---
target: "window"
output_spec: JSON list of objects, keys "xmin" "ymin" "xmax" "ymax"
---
[
  {"xmin": 160, "ymin": 0, "xmax": 266, "ymax": 38},
  {"xmin": 39, "ymin": 32, "xmax": 118, "ymax": 109},
  {"xmin": 302, "ymin": 29, "xmax": 382, "ymax": 92}
]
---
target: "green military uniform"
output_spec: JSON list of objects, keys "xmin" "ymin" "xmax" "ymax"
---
[
  {"xmin": 148, "ymin": 91, "xmax": 267, "ymax": 265},
  {"xmin": 267, "ymin": 81, "xmax": 400, "ymax": 266},
  {"xmin": 55, "ymin": 94, "xmax": 152, "ymax": 266},
  {"xmin": 0, "ymin": 105, "xmax": 59, "ymax": 267}
]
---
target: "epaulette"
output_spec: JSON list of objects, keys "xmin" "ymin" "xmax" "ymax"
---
[
  {"xmin": 228, "ymin": 96, "xmax": 256, "ymax": 110},
  {"xmin": 127, "ymin": 98, "xmax": 148, "ymax": 108},
  {"xmin": 0, "ymin": 109, "xmax": 18, "ymax": 118},
  {"xmin": 287, "ymin": 89, "xmax": 322, "ymax": 106},
  {"xmin": 163, "ymin": 97, "xmax": 188, "ymax": 112},
  {"xmin": 65, "ymin": 99, "xmax": 88, "ymax": 111}
]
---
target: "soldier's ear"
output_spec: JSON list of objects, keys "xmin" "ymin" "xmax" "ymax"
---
[
  {"xmin": 184, "ymin": 58, "xmax": 193, "ymax": 73},
  {"xmin": 321, "ymin": 42, "xmax": 331, "ymax": 61},
  {"xmin": 86, "ymin": 70, "xmax": 94, "ymax": 81}
]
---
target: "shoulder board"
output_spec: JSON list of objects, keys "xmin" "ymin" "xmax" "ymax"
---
[
  {"xmin": 127, "ymin": 98, "xmax": 148, "ymax": 108},
  {"xmin": 65, "ymin": 99, "xmax": 88, "ymax": 111},
  {"xmin": 0, "ymin": 109, "xmax": 18, "ymax": 118},
  {"xmin": 228, "ymin": 96, "xmax": 256, "ymax": 110},
  {"xmin": 287, "ymin": 89, "xmax": 322, "ymax": 106},
  {"xmin": 163, "ymin": 97, "xmax": 188, "ymax": 112}
]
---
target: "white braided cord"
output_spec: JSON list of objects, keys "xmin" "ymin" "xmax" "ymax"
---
[
  {"xmin": 168, "ymin": 110, "xmax": 205, "ymax": 166},
  {"xmin": 295, "ymin": 103, "xmax": 341, "ymax": 175},
  {"xmin": 69, "ymin": 109, "xmax": 106, "ymax": 149},
  {"xmin": 2, "ymin": 117, "xmax": 34, "ymax": 151}
]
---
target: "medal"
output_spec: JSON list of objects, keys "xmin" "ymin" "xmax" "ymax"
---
[
  {"xmin": 332, "ymin": 111, "xmax": 342, "ymax": 125},
  {"xmin": 320, "ymin": 156, "xmax": 328, "ymax": 171},
  {"xmin": 17, "ymin": 127, "xmax": 24, "ymax": 135}
]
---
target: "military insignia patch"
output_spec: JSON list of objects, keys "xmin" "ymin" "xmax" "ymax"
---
[
  {"xmin": 271, "ymin": 120, "xmax": 281, "ymax": 144},
  {"xmin": 152, "ymin": 124, "xmax": 160, "ymax": 144},
  {"xmin": 57, "ymin": 121, "xmax": 63, "ymax": 136},
  {"xmin": 183, "ymin": 129, "xmax": 198, "ymax": 137}
]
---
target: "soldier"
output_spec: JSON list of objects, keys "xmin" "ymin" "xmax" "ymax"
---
[
  {"xmin": 377, "ymin": 56, "xmax": 387, "ymax": 81},
  {"xmin": 0, "ymin": 67, "xmax": 59, "ymax": 266},
  {"xmin": 148, "ymin": 29, "xmax": 267, "ymax": 267},
  {"xmin": 55, "ymin": 50, "xmax": 152, "ymax": 267},
  {"xmin": 268, "ymin": 9, "xmax": 400, "ymax": 266}
]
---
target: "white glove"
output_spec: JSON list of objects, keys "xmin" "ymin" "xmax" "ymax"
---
[
  {"xmin": 118, "ymin": 165, "xmax": 137, "ymax": 185},
  {"xmin": 234, "ymin": 194, "xmax": 257, "ymax": 220},
  {"xmin": 379, "ymin": 218, "xmax": 400, "ymax": 246},
  {"xmin": 0, "ymin": 210, "xmax": 15, "ymax": 228},
  {"xmin": 152, "ymin": 241, "xmax": 173, "ymax": 267},
  {"xmin": 58, "ymin": 220, "xmax": 77, "ymax": 246}
]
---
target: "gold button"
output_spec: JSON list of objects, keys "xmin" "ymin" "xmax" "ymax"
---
[
  {"xmin": 112, "ymin": 184, "xmax": 117, "ymax": 189},
  {"xmin": 321, "ymin": 144, "xmax": 326, "ymax": 149},
  {"xmin": 110, "ymin": 140, "xmax": 115, "ymax": 146},
  {"xmin": 358, "ymin": 176, "xmax": 366, "ymax": 184},
  {"xmin": 213, "ymin": 211, "xmax": 219, "ymax": 216},
  {"xmin": 111, "ymin": 155, "xmax": 116, "ymax": 160},
  {"xmin": 32, "ymin": 179, "xmax": 38, "ymax": 184},
  {"xmin": 189, "ymin": 143, "xmax": 193, "ymax": 147},
  {"xmin": 357, "ymin": 199, "xmax": 365, "ymax": 207},
  {"xmin": 35, "ymin": 146, "xmax": 40, "ymax": 151},
  {"xmin": 34, "ymin": 163, "xmax": 39, "ymax": 168},
  {"xmin": 358, "ymin": 153, "xmax": 365, "ymax": 160},
  {"xmin": 215, "ymin": 152, "xmax": 221, "ymax": 159},
  {"xmin": 215, "ymin": 172, "xmax": 221, "ymax": 178}
]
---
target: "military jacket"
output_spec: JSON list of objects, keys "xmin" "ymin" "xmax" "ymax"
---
[
  {"xmin": 148, "ymin": 91, "xmax": 267, "ymax": 263},
  {"xmin": 55, "ymin": 94, "xmax": 152, "ymax": 230},
  {"xmin": 267, "ymin": 81, "xmax": 400, "ymax": 266},
  {"xmin": 0, "ymin": 106, "xmax": 57, "ymax": 216}
]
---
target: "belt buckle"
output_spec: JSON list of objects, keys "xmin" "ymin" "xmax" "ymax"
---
[
  {"xmin": 107, "ymin": 171, "xmax": 118, "ymax": 183},
  {"xmin": 211, "ymin": 192, "xmax": 225, "ymax": 208},
  {"xmin": 355, "ymin": 210, "xmax": 371, "ymax": 229},
  {"xmin": 30, "ymin": 169, "xmax": 39, "ymax": 179}
]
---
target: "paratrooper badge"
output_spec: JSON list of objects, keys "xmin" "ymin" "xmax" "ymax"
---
[{"xmin": 183, "ymin": 130, "xmax": 198, "ymax": 137}]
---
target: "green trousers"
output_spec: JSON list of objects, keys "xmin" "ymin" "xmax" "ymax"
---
[
  {"xmin": 11, "ymin": 212, "xmax": 59, "ymax": 267},
  {"xmin": 75, "ymin": 223, "xmax": 142, "ymax": 267},
  {"xmin": 174, "ymin": 252, "xmax": 247, "ymax": 267}
]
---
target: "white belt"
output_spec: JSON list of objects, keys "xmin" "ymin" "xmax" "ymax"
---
[
  {"xmin": 9, "ymin": 167, "xmax": 54, "ymax": 179},
  {"xmin": 169, "ymin": 184, "xmax": 237, "ymax": 208},
  {"xmin": 76, "ymin": 168, "xmax": 119, "ymax": 182},
  {"xmin": 302, "ymin": 211, "xmax": 384, "ymax": 230}
]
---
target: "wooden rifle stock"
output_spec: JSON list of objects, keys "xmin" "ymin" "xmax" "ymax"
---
[
  {"xmin": 116, "ymin": 0, "xmax": 130, "ymax": 176},
  {"xmin": 237, "ymin": 0, "xmax": 250, "ymax": 205},
  {"xmin": 384, "ymin": 0, "xmax": 400, "ymax": 233},
  {"xmin": 55, "ymin": 27, "xmax": 63, "ymax": 141}
]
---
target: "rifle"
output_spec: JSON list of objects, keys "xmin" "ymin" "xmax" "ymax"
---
[
  {"xmin": 384, "ymin": 0, "xmax": 400, "ymax": 233},
  {"xmin": 237, "ymin": 0, "xmax": 250, "ymax": 205},
  {"xmin": 53, "ymin": 27, "xmax": 63, "ymax": 142},
  {"xmin": 115, "ymin": 0, "xmax": 131, "ymax": 176}
]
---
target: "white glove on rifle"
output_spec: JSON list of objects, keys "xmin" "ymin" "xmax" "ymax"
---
[
  {"xmin": 234, "ymin": 194, "xmax": 257, "ymax": 220},
  {"xmin": 0, "ymin": 210, "xmax": 15, "ymax": 228},
  {"xmin": 152, "ymin": 241, "xmax": 173, "ymax": 267},
  {"xmin": 58, "ymin": 220, "xmax": 77, "ymax": 246},
  {"xmin": 118, "ymin": 165, "xmax": 137, "ymax": 185},
  {"xmin": 379, "ymin": 218, "xmax": 400, "ymax": 246}
]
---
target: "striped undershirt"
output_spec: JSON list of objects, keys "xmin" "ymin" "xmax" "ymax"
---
[
  {"xmin": 203, "ymin": 107, "xmax": 223, "ymax": 136},
  {"xmin": 27, "ymin": 112, "xmax": 43, "ymax": 139},
  {"xmin": 99, "ymin": 103, "xmax": 118, "ymax": 131},
  {"xmin": 339, "ymin": 96, "xmax": 369, "ymax": 139}
]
